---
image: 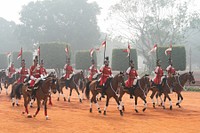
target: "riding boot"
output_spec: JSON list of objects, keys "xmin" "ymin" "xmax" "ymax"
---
[
  {"xmin": 101, "ymin": 85, "xmax": 106, "ymax": 98},
  {"xmin": 129, "ymin": 87, "xmax": 133, "ymax": 99},
  {"xmin": 31, "ymin": 87, "xmax": 37, "ymax": 98},
  {"xmin": 65, "ymin": 80, "xmax": 69, "ymax": 89},
  {"xmin": 158, "ymin": 84, "xmax": 163, "ymax": 93}
]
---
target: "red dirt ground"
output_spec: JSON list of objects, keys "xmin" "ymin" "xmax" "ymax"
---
[{"xmin": 0, "ymin": 87, "xmax": 200, "ymax": 133}]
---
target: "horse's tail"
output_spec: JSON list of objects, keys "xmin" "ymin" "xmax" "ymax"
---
[
  {"xmin": 85, "ymin": 81, "xmax": 92, "ymax": 99},
  {"xmin": 15, "ymin": 83, "xmax": 23, "ymax": 99}
]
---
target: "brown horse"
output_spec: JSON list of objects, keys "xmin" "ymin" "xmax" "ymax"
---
[
  {"xmin": 85, "ymin": 72, "xmax": 125, "ymax": 116},
  {"xmin": 162, "ymin": 72, "xmax": 195, "ymax": 108},
  {"xmin": 56, "ymin": 71, "xmax": 84, "ymax": 102},
  {"xmin": 149, "ymin": 76, "xmax": 176, "ymax": 110},
  {"xmin": 22, "ymin": 74, "xmax": 57, "ymax": 119},
  {"xmin": 119, "ymin": 75, "xmax": 150, "ymax": 113}
]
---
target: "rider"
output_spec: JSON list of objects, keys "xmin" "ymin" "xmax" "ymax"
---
[
  {"xmin": 40, "ymin": 59, "xmax": 48, "ymax": 78},
  {"xmin": 99, "ymin": 57, "xmax": 112, "ymax": 98},
  {"xmin": 17, "ymin": 59, "xmax": 29, "ymax": 84},
  {"xmin": 166, "ymin": 59, "xmax": 176, "ymax": 77},
  {"xmin": 28, "ymin": 56, "xmax": 41, "ymax": 96},
  {"xmin": 125, "ymin": 60, "xmax": 139, "ymax": 99},
  {"xmin": 64, "ymin": 58, "xmax": 74, "ymax": 88},
  {"xmin": 152, "ymin": 59, "xmax": 164, "ymax": 92},
  {"xmin": 88, "ymin": 59, "xmax": 98, "ymax": 81},
  {"xmin": 7, "ymin": 62, "xmax": 16, "ymax": 78}
]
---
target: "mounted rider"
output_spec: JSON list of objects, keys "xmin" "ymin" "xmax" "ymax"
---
[
  {"xmin": 152, "ymin": 59, "xmax": 164, "ymax": 91},
  {"xmin": 7, "ymin": 62, "xmax": 16, "ymax": 78},
  {"xmin": 88, "ymin": 59, "xmax": 98, "ymax": 81},
  {"xmin": 125, "ymin": 60, "xmax": 139, "ymax": 99},
  {"xmin": 166, "ymin": 59, "xmax": 176, "ymax": 77},
  {"xmin": 17, "ymin": 59, "xmax": 29, "ymax": 84},
  {"xmin": 98, "ymin": 57, "xmax": 112, "ymax": 98},
  {"xmin": 63, "ymin": 58, "xmax": 74, "ymax": 88},
  {"xmin": 40, "ymin": 59, "xmax": 48, "ymax": 78}
]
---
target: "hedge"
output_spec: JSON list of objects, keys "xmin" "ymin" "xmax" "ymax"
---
[
  {"xmin": 11, "ymin": 51, "xmax": 33, "ymax": 68},
  {"xmin": 75, "ymin": 50, "xmax": 97, "ymax": 70},
  {"xmin": 112, "ymin": 49, "xmax": 138, "ymax": 71},
  {"xmin": 157, "ymin": 46, "xmax": 186, "ymax": 71},
  {"xmin": 39, "ymin": 42, "xmax": 71, "ymax": 69},
  {"xmin": 0, "ymin": 54, "xmax": 7, "ymax": 69}
]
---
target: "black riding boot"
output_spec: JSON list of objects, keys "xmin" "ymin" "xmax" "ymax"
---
[
  {"xmin": 31, "ymin": 88, "xmax": 36, "ymax": 98},
  {"xmin": 129, "ymin": 88, "xmax": 134, "ymax": 99},
  {"xmin": 65, "ymin": 80, "xmax": 69, "ymax": 89},
  {"xmin": 101, "ymin": 85, "xmax": 106, "ymax": 98}
]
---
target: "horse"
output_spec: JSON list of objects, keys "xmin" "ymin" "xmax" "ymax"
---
[
  {"xmin": 149, "ymin": 75, "xmax": 176, "ymax": 110},
  {"xmin": 21, "ymin": 74, "xmax": 57, "ymax": 119},
  {"xmin": 161, "ymin": 72, "xmax": 195, "ymax": 108},
  {"xmin": 3, "ymin": 72, "xmax": 20, "ymax": 95},
  {"xmin": 0, "ymin": 70, "xmax": 6, "ymax": 94},
  {"xmin": 56, "ymin": 71, "xmax": 85, "ymax": 102},
  {"xmin": 85, "ymin": 72, "xmax": 125, "ymax": 116},
  {"xmin": 118, "ymin": 75, "xmax": 150, "ymax": 113}
]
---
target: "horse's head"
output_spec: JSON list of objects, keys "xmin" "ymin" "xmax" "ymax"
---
[
  {"xmin": 0, "ymin": 70, "xmax": 6, "ymax": 78},
  {"xmin": 116, "ymin": 71, "xmax": 125, "ymax": 87},
  {"xmin": 140, "ymin": 74, "xmax": 151, "ymax": 95},
  {"xmin": 188, "ymin": 71, "xmax": 195, "ymax": 84},
  {"xmin": 50, "ymin": 77, "xmax": 57, "ymax": 94}
]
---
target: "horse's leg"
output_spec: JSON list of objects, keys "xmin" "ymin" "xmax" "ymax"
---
[
  {"xmin": 33, "ymin": 99, "xmax": 41, "ymax": 117},
  {"xmin": 30, "ymin": 98, "xmax": 35, "ymax": 108},
  {"xmin": 164, "ymin": 94, "xmax": 172, "ymax": 110},
  {"xmin": 48, "ymin": 95, "xmax": 52, "ymax": 105},
  {"xmin": 93, "ymin": 93, "xmax": 101, "ymax": 113},
  {"xmin": 75, "ymin": 87, "xmax": 82, "ymax": 103},
  {"xmin": 113, "ymin": 95, "xmax": 123, "ymax": 116},
  {"xmin": 118, "ymin": 90, "xmax": 125, "ymax": 112},
  {"xmin": 103, "ymin": 96, "xmax": 110, "ymax": 115},
  {"xmin": 61, "ymin": 88, "xmax": 66, "ymax": 101},
  {"xmin": 176, "ymin": 92, "xmax": 182, "ymax": 108},
  {"xmin": 5, "ymin": 84, "xmax": 8, "ymax": 95},
  {"xmin": 23, "ymin": 96, "xmax": 32, "ymax": 118},
  {"xmin": 16, "ymin": 98, "xmax": 19, "ymax": 106},
  {"xmin": 134, "ymin": 96, "xmax": 139, "ymax": 113},
  {"xmin": 150, "ymin": 89, "xmax": 156, "ymax": 108},
  {"xmin": 81, "ymin": 87, "xmax": 85, "ymax": 100},
  {"xmin": 44, "ymin": 99, "xmax": 49, "ymax": 120},
  {"xmin": 68, "ymin": 88, "xmax": 72, "ymax": 102},
  {"xmin": 140, "ymin": 96, "xmax": 147, "ymax": 112}
]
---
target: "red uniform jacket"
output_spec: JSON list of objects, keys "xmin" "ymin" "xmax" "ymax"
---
[
  {"xmin": 99, "ymin": 65, "xmax": 112, "ymax": 86},
  {"xmin": 40, "ymin": 67, "xmax": 47, "ymax": 76},
  {"xmin": 88, "ymin": 65, "xmax": 98, "ymax": 81},
  {"xmin": 17, "ymin": 67, "xmax": 29, "ymax": 83},
  {"xmin": 166, "ymin": 65, "xmax": 176, "ymax": 76},
  {"xmin": 8, "ymin": 66, "xmax": 16, "ymax": 78},
  {"xmin": 125, "ymin": 67, "xmax": 138, "ymax": 88},
  {"xmin": 30, "ymin": 65, "xmax": 41, "ymax": 78},
  {"xmin": 153, "ymin": 66, "xmax": 163, "ymax": 85},
  {"xmin": 64, "ymin": 64, "xmax": 73, "ymax": 79}
]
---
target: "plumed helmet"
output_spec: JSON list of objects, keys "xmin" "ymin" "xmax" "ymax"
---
[
  {"xmin": 34, "ymin": 55, "xmax": 38, "ymax": 62},
  {"xmin": 156, "ymin": 59, "xmax": 161, "ymax": 66},
  {"xmin": 104, "ymin": 56, "xmax": 109, "ymax": 64}
]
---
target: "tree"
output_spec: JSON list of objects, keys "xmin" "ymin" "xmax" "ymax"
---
[
  {"xmin": 109, "ymin": 0, "xmax": 200, "ymax": 71},
  {"xmin": 17, "ymin": 0, "xmax": 101, "ymax": 51},
  {"xmin": 0, "ymin": 18, "xmax": 20, "ymax": 53}
]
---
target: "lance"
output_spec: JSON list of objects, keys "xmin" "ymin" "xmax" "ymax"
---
[
  {"xmin": 103, "ymin": 35, "xmax": 107, "ymax": 64},
  {"xmin": 38, "ymin": 46, "xmax": 41, "ymax": 65}
]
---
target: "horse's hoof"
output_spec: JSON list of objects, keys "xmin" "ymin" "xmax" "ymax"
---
[
  {"xmin": 27, "ymin": 114, "xmax": 32, "ymax": 118},
  {"xmin": 98, "ymin": 110, "xmax": 101, "ymax": 114},
  {"xmin": 142, "ymin": 108, "xmax": 146, "ymax": 112},
  {"xmin": 170, "ymin": 106, "xmax": 172, "ymax": 110},
  {"xmin": 120, "ymin": 110, "xmax": 123, "ymax": 116},
  {"xmin": 176, "ymin": 103, "xmax": 181, "ymax": 108},
  {"xmin": 12, "ymin": 103, "xmax": 15, "ymax": 107},
  {"xmin": 49, "ymin": 103, "xmax": 53, "ymax": 106},
  {"xmin": 57, "ymin": 98, "xmax": 59, "ymax": 101},
  {"xmin": 16, "ymin": 103, "xmax": 20, "ymax": 106},
  {"xmin": 153, "ymin": 103, "xmax": 155, "ymax": 108},
  {"xmin": 163, "ymin": 106, "xmax": 166, "ymax": 109},
  {"xmin": 122, "ymin": 106, "xmax": 125, "ymax": 112},
  {"xmin": 135, "ymin": 109, "xmax": 139, "ymax": 113},
  {"xmin": 104, "ymin": 111, "xmax": 106, "ymax": 115},
  {"xmin": 30, "ymin": 105, "xmax": 33, "ymax": 108},
  {"xmin": 68, "ymin": 99, "xmax": 70, "ymax": 102},
  {"xmin": 90, "ymin": 108, "xmax": 92, "ymax": 113},
  {"xmin": 22, "ymin": 111, "xmax": 25, "ymax": 114},
  {"xmin": 33, "ymin": 115, "xmax": 36, "ymax": 117},
  {"xmin": 64, "ymin": 97, "xmax": 66, "ymax": 101},
  {"xmin": 79, "ymin": 99, "xmax": 82, "ymax": 103}
]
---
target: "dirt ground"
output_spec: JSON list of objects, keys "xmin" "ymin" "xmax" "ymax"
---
[{"xmin": 0, "ymin": 87, "xmax": 200, "ymax": 133}]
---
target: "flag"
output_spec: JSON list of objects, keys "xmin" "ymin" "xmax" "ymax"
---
[
  {"xmin": 65, "ymin": 47, "xmax": 69, "ymax": 55},
  {"xmin": 101, "ymin": 40, "xmax": 106, "ymax": 47},
  {"xmin": 37, "ymin": 46, "xmax": 40, "ymax": 55},
  {"xmin": 90, "ymin": 48, "xmax": 94, "ymax": 57},
  {"xmin": 123, "ymin": 43, "xmax": 131, "ymax": 57},
  {"xmin": 165, "ymin": 44, "xmax": 172, "ymax": 55},
  {"xmin": 17, "ymin": 48, "xmax": 22, "ymax": 60},
  {"xmin": 148, "ymin": 44, "xmax": 157, "ymax": 54},
  {"xmin": 6, "ymin": 52, "xmax": 11, "ymax": 58}
]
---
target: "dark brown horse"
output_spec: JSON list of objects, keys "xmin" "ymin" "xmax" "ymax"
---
[
  {"xmin": 85, "ymin": 72, "xmax": 125, "ymax": 116},
  {"xmin": 149, "ymin": 76, "xmax": 176, "ymax": 110},
  {"xmin": 162, "ymin": 72, "xmax": 195, "ymax": 108},
  {"xmin": 3, "ymin": 72, "xmax": 20, "ymax": 95},
  {"xmin": 0, "ymin": 70, "xmax": 6, "ymax": 94},
  {"xmin": 56, "ymin": 71, "xmax": 84, "ymax": 102},
  {"xmin": 119, "ymin": 75, "xmax": 150, "ymax": 113},
  {"xmin": 21, "ymin": 74, "xmax": 57, "ymax": 119}
]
